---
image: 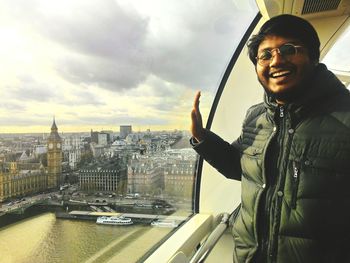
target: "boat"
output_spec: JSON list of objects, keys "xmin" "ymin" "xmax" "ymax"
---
[
  {"xmin": 151, "ymin": 220, "xmax": 179, "ymax": 228},
  {"xmin": 96, "ymin": 216, "xmax": 133, "ymax": 226}
]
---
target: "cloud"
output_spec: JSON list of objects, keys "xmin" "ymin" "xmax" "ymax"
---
[
  {"xmin": 0, "ymin": 115, "xmax": 49, "ymax": 126},
  {"xmin": 139, "ymin": 1, "xmax": 253, "ymax": 90},
  {"xmin": 77, "ymin": 113, "xmax": 168, "ymax": 126},
  {"xmin": 54, "ymin": 54, "xmax": 148, "ymax": 91},
  {"xmin": 65, "ymin": 88, "xmax": 105, "ymax": 106},
  {"xmin": 0, "ymin": 102, "xmax": 27, "ymax": 112},
  {"xmin": 6, "ymin": 75, "xmax": 58, "ymax": 102},
  {"xmin": 2, "ymin": 0, "xmax": 252, "ymax": 92},
  {"xmin": 2, "ymin": 0, "xmax": 150, "ymax": 92},
  {"xmin": 0, "ymin": 0, "xmax": 258, "ymax": 131}
]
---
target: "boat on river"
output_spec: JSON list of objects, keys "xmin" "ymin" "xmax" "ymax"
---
[
  {"xmin": 151, "ymin": 219, "xmax": 178, "ymax": 228},
  {"xmin": 96, "ymin": 216, "xmax": 133, "ymax": 226}
]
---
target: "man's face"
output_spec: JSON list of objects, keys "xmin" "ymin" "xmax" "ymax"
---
[{"xmin": 256, "ymin": 35, "xmax": 315, "ymax": 103}]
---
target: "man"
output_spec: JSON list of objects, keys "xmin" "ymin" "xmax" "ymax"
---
[{"xmin": 190, "ymin": 14, "xmax": 350, "ymax": 263}]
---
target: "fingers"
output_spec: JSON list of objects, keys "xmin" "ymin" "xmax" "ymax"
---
[
  {"xmin": 193, "ymin": 91, "xmax": 201, "ymax": 110},
  {"xmin": 193, "ymin": 90, "xmax": 202, "ymax": 119},
  {"xmin": 191, "ymin": 106, "xmax": 201, "ymax": 121},
  {"xmin": 191, "ymin": 108, "xmax": 197, "ymax": 123},
  {"xmin": 190, "ymin": 91, "xmax": 204, "ymax": 141},
  {"xmin": 191, "ymin": 107, "xmax": 203, "ymax": 141}
]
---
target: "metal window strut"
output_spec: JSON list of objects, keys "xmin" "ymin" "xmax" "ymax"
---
[{"xmin": 189, "ymin": 205, "xmax": 240, "ymax": 263}]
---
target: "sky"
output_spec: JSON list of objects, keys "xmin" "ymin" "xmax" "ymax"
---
[
  {"xmin": 0, "ymin": 0, "xmax": 257, "ymax": 133},
  {"xmin": 322, "ymin": 26, "xmax": 350, "ymax": 75}
]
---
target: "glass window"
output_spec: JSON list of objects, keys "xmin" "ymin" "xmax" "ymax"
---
[
  {"xmin": 322, "ymin": 26, "xmax": 350, "ymax": 89},
  {"xmin": 0, "ymin": 0, "xmax": 257, "ymax": 262}
]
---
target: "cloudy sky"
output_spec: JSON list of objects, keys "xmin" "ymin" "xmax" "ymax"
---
[{"xmin": 0, "ymin": 0, "xmax": 257, "ymax": 133}]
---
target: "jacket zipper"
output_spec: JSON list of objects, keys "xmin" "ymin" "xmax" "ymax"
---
[
  {"xmin": 256, "ymin": 124, "xmax": 278, "ymax": 262},
  {"xmin": 268, "ymin": 105, "xmax": 293, "ymax": 263},
  {"xmin": 291, "ymin": 161, "xmax": 300, "ymax": 209},
  {"xmin": 279, "ymin": 106, "xmax": 284, "ymax": 118},
  {"xmin": 265, "ymin": 105, "xmax": 286, "ymax": 263}
]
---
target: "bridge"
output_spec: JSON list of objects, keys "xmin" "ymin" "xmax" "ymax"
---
[{"xmin": 0, "ymin": 196, "xmax": 53, "ymax": 216}]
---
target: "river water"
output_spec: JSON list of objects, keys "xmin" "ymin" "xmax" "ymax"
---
[{"xmin": 0, "ymin": 213, "xmax": 175, "ymax": 263}]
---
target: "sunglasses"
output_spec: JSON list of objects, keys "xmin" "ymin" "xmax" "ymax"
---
[{"xmin": 256, "ymin": 43, "xmax": 304, "ymax": 66}]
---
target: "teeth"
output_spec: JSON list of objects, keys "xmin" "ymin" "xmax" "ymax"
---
[{"xmin": 271, "ymin": 70, "xmax": 290, "ymax": 77}]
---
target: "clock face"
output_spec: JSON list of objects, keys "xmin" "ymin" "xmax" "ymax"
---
[
  {"xmin": 57, "ymin": 143, "xmax": 61, "ymax": 149},
  {"xmin": 48, "ymin": 143, "xmax": 53, "ymax": 149}
]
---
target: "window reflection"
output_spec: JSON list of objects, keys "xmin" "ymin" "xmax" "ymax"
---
[{"xmin": 322, "ymin": 26, "xmax": 350, "ymax": 88}]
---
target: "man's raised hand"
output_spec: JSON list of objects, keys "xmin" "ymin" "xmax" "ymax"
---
[{"xmin": 190, "ymin": 91, "xmax": 205, "ymax": 142}]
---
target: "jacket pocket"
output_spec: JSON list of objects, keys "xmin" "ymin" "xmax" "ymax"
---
[
  {"xmin": 291, "ymin": 161, "xmax": 300, "ymax": 209},
  {"xmin": 307, "ymin": 157, "xmax": 349, "ymax": 173}
]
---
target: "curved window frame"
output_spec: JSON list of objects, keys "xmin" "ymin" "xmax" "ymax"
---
[{"xmin": 193, "ymin": 13, "xmax": 262, "ymax": 213}]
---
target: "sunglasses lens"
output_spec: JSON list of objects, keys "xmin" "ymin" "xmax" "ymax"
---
[
  {"xmin": 280, "ymin": 44, "xmax": 296, "ymax": 57},
  {"xmin": 258, "ymin": 50, "xmax": 272, "ymax": 61}
]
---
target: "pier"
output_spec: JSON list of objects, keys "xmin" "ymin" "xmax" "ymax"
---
[{"xmin": 56, "ymin": 210, "xmax": 187, "ymax": 225}]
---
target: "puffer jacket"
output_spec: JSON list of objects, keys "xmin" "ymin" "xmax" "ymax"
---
[{"xmin": 193, "ymin": 64, "xmax": 350, "ymax": 263}]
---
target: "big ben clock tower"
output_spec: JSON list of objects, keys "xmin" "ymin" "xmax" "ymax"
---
[{"xmin": 47, "ymin": 118, "xmax": 62, "ymax": 189}]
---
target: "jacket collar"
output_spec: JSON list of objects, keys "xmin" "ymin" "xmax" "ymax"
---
[{"xmin": 264, "ymin": 63, "xmax": 347, "ymax": 121}]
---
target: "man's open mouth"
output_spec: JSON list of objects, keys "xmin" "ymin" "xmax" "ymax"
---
[{"xmin": 269, "ymin": 70, "xmax": 292, "ymax": 78}]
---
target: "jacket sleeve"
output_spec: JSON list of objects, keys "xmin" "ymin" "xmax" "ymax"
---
[{"xmin": 192, "ymin": 129, "xmax": 242, "ymax": 181}]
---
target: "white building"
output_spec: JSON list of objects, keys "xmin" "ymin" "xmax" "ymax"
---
[
  {"xmin": 34, "ymin": 145, "xmax": 47, "ymax": 155},
  {"xmin": 98, "ymin": 133, "xmax": 108, "ymax": 146}
]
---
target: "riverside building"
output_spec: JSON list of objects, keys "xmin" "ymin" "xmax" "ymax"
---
[
  {"xmin": 0, "ymin": 119, "xmax": 63, "ymax": 201},
  {"xmin": 78, "ymin": 158, "xmax": 127, "ymax": 194}
]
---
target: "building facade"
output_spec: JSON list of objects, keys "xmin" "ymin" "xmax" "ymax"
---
[
  {"xmin": 120, "ymin": 125, "xmax": 132, "ymax": 139},
  {"xmin": 163, "ymin": 160, "xmax": 195, "ymax": 199},
  {"xmin": 127, "ymin": 162, "xmax": 163, "ymax": 195},
  {"xmin": 78, "ymin": 159, "xmax": 127, "ymax": 194},
  {"xmin": 0, "ymin": 120, "xmax": 64, "ymax": 201},
  {"xmin": 0, "ymin": 162, "xmax": 47, "ymax": 202},
  {"xmin": 127, "ymin": 150, "xmax": 196, "ymax": 198}
]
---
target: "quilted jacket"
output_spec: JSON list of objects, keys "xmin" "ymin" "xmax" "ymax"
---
[{"xmin": 193, "ymin": 64, "xmax": 350, "ymax": 263}]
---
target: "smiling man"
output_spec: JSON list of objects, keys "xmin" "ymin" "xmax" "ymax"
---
[
  {"xmin": 255, "ymin": 37, "xmax": 314, "ymax": 103},
  {"xmin": 190, "ymin": 15, "xmax": 350, "ymax": 263},
  {"xmin": 250, "ymin": 15, "xmax": 320, "ymax": 104}
]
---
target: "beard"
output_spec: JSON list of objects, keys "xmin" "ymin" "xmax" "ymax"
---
[
  {"xmin": 258, "ymin": 65, "xmax": 316, "ymax": 104},
  {"xmin": 260, "ymin": 81, "xmax": 307, "ymax": 103}
]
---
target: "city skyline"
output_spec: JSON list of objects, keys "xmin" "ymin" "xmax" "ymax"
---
[
  {"xmin": 0, "ymin": 121, "xmax": 192, "ymax": 135},
  {"xmin": 0, "ymin": 0, "xmax": 252, "ymax": 133}
]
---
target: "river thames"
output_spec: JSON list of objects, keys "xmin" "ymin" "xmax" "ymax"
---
[{"xmin": 0, "ymin": 212, "xmax": 175, "ymax": 263}]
